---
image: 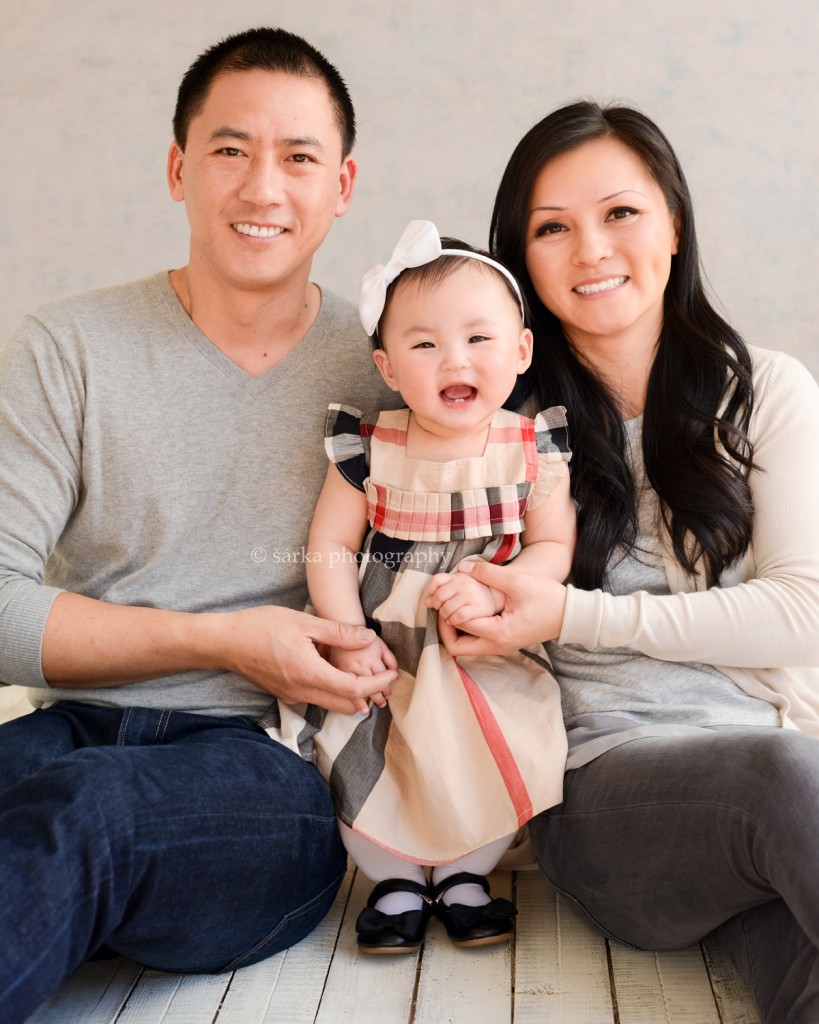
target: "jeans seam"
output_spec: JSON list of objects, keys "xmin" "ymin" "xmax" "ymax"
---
[
  {"xmin": 118, "ymin": 707, "xmax": 134, "ymax": 745},
  {"xmin": 220, "ymin": 866, "xmax": 346, "ymax": 971}
]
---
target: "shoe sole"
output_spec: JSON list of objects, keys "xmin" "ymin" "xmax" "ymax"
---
[
  {"xmin": 358, "ymin": 944, "xmax": 423, "ymax": 955},
  {"xmin": 449, "ymin": 932, "xmax": 514, "ymax": 948}
]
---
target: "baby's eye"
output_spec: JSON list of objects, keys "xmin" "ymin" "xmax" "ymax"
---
[
  {"xmin": 412, "ymin": 341, "xmax": 435, "ymax": 349},
  {"xmin": 468, "ymin": 335, "xmax": 489, "ymax": 344},
  {"xmin": 607, "ymin": 206, "xmax": 639, "ymax": 221}
]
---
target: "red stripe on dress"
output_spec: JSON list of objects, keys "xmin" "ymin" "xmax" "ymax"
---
[
  {"xmin": 521, "ymin": 418, "xmax": 538, "ymax": 482},
  {"xmin": 489, "ymin": 533, "xmax": 518, "ymax": 565},
  {"xmin": 371, "ymin": 425, "xmax": 407, "ymax": 446},
  {"xmin": 454, "ymin": 659, "xmax": 533, "ymax": 827}
]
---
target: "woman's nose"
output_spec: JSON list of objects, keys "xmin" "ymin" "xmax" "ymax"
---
[{"xmin": 572, "ymin": 225, "xmax": 612, "ymax": 267}]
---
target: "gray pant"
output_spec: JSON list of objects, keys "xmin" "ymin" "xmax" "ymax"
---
[{"xmin": 529, "ymin": 729, "xmax": 819, "ymax": 1024}]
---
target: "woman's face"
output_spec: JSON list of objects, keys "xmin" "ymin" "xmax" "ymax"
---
[{"xmin": 525, "ymin": 137, "xmax": 679, "ymax": 355}]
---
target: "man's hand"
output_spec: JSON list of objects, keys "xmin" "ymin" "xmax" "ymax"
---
[
  {"xmin": 328, "ymin": 636, "xmax": 397, "ymax": 713},
  {"xmin": 209, "ymin": 605, "xmax": 398, "ymax": 715}
]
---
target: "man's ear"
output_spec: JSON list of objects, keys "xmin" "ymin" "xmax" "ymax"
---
[
  {"xmin": 373, "ymin": 347, "xmax": 400, "ymax": 391},
  {"xmin": 335, "ymin": 156, "xmax": 357, "ymax": 218},
  {"xmin": 167, "ymin": 141, "xmax": 185, "ymax": 202}
]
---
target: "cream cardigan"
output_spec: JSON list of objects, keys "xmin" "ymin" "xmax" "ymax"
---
[{"xmin": 559, "ymin": 345, "xmax": 819, "ymax": 734}]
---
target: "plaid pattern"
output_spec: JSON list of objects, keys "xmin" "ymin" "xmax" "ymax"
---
[
  {"xmin": 326, "ymin": 404, "xmax": 570, "ymax": 543},
  {"xmin": 266, "ymin": 404, "xmax": 571, "ymax": 864}
]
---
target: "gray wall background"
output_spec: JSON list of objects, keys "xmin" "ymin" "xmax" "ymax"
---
[{"xmin": 2, "ymin": 0, "xmax": 817, "ymax": 377}]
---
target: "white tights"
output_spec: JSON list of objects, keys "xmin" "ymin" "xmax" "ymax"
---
[{"xmin": 339, "ymin": 820, "xmax": 514, "ymax": 914}]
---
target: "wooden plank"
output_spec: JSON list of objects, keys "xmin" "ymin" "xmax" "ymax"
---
[
  {"xmin": 412, "ymin": 870, "xmax": 512, "ymax": 1024},
  {"xmin": 312, "ymin": 867, "xmax": 418, "ymax": 1024},
  {"xmin": 27, "ymin": 957, "xmax": 143, "ymax": 1024},
  {"xmin": 609, "ymin": 943, "xmax": 720, "ymax": 1023},
  {"xmin": 513, "ymin": 871, "xmax": 614, "ymax": 1023},
  {"xmin": 21, "ymin": 866, "xmax": 765, "ymax": 1024},
  {"xmin": 114, "ymin": 969, "xmax": 228, "ymax": 1024},
  {"xmin": 216, "ymin": 864, "xmax": 354, "ymax": 1024},
  {"xmin": 701, "ymin": 938, "xmax": 761, "ymax": 1024}
]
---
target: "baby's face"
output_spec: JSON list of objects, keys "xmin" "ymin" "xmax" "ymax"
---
[{"xmin": 373, "ymin": 263, "xmax": 533, "ymax": 443}]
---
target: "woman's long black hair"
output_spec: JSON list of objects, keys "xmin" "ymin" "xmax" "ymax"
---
[{"xmin": 491, "ymin": 101, "xmax": 755, "ymax": 589}]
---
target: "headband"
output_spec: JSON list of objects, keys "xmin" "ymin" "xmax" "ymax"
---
[{"xmin": 358, "ymin": 219, "xmax": 525, "ymax": 336}]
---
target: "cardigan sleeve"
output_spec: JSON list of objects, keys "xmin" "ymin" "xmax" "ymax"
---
[{"xmin": 559, "ymin": 349, "xmax": 819, "ymax": 668}]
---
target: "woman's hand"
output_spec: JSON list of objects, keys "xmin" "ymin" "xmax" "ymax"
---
[{"xmin": 437, "ymin": 560, "xmax": 568, "ymax": 656}]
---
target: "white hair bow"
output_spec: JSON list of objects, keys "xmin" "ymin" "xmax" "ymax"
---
[
  {"xmin": 358, "ymin": 219, "xmax": 524, "ymax": 336},
  {"xmin": 358, "ymin": 220, "xmax": 442, "ymax": 336}
]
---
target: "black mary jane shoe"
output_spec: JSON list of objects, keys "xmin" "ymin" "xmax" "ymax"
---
[
  {"xmin": 432, "ymin": 871, "xmax": 518, "ymax": 948},
  {"xmin": 355, "ymin": 877, "xmax": 434, "ymax": 955}
]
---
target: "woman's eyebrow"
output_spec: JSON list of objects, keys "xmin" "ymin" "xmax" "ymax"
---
[{"xmin": 530, "ymin": 188, "xmax": 649, "ymax": 215}]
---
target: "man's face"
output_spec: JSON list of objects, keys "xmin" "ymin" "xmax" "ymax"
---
[{"xmin": 167, "ymin": 69, "xmax": 356, "ymax": 296}]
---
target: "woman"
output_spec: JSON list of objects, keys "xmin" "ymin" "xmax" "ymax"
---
[{"xmin": 439, "ymin": 101, "xmax": 819, "ymax": 1023}]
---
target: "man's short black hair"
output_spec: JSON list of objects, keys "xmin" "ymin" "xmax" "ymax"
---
[{"xmin": 173, "ymin": 27, "xmax": 356, "ymax": 156}]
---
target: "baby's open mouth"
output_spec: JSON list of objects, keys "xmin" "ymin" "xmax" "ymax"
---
[{"xmin": 440, "ymin": 385, "xmax": 477, "ymax": 403}]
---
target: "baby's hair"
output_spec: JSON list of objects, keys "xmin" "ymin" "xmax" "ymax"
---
[{"xmin": 372, "ymin": 238, "xmax": 530, "ymax": 349}]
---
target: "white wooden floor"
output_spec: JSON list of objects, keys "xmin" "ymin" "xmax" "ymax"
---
[{"xmin": 27, "ymin": 865, "xmax": 761, "ymax": 1024}]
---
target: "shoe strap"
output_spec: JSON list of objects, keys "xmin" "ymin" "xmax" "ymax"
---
[
  {"xmin": 367, "ymin": 877, "xmax": 434, "ymax": 907},
  {"xmin": 431, "ymin": 872, "xmax": 491, "ymax": 903}
]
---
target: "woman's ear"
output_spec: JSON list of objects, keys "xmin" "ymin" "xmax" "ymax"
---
[
  {"xmin": 672, "ymin": 214, "xmax": 682, "ymax": 255},
  {"xmin": 373, "ymin": 348, "xmax": 400, "ymax": 391}
]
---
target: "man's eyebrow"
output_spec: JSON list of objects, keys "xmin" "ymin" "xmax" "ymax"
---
[
  {"xmin": 281, "ymin": 135, "xmax": 325, "ymax": 151},
  {"xmin": 206, "ymin": 129, "xmax": 326, "ymax": 153},
  {"xmin": 207, "ymin": 126, "xmax": 253, "ymax": 143}
]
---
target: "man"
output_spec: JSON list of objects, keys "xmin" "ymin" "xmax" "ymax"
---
[{"xmin": 0, "ymin": 28, "xmax": 395, "ymax": 1023}]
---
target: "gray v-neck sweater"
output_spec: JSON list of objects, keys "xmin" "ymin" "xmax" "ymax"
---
[{"xmin": 0, "ymin": 272, "xmax": 393, "ymax": 715}]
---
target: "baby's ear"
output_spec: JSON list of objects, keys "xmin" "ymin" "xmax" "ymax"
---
[
  {"xmin": 373, "ymin": 348, "xmax": 400, "ymax": 392},
  {"xmin": 518, "ymin": 327, "xmax": 534, "ymax": 372}
]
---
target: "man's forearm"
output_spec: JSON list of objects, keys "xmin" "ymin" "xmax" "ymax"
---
[{"xmin": 41, "ymin": 591, "xmax": 219, "ymax": 687}]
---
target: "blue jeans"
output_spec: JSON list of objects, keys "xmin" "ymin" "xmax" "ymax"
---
[
  {"xmin": 529, "ymin": 729, "xmax": 819, "ymax": 1024},
  {"xmin": 0, "ymin": 701, "xmax": 346, "ymax": 1024}
]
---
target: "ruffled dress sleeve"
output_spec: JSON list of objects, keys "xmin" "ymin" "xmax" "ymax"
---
[
  {"xmin": 526, "ymin": 405, "xmax": 572, "ymax": 511},
  {"xmin": 324, "ymin": 403, "xmax": 373, "ymax": 492}
]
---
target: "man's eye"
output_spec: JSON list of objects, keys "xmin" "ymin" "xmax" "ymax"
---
[
  {"xmin": 289, "ymin": 153, "xmax": 314, "ymax": 163},
  {"xmin": 218, "ymin": 147, "xmax": 242, "ymax": 157}
]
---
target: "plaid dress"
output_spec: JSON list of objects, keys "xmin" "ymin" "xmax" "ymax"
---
[{"xmin": 265, "ymin": 404, "xmax": 571, "ymax": 865}]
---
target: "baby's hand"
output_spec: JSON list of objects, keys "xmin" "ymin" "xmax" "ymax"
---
[
  {"xmin": 329, "ymin": 637, "xmax": 396, "ymax": 713},
  {"xmin": 426, "ymin": 568, "xmax": 505, "ymax": 629}
]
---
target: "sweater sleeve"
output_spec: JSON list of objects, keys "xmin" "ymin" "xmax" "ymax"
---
[
  {"xmin": 0, "ymin": 316, "xmax": 81, "ymax": 687},
  {"xmin": 560, "ymin": 351, "xmax": 819, "ymax": 668}
]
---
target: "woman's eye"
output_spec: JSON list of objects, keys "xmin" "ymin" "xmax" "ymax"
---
[
  {"xmin": 607, "ymin": 206, "xmax": 639, "ymax": 221},
  {"xmin": 533, "ymin": 221, "xmax": 565, "ymax": 238}
]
